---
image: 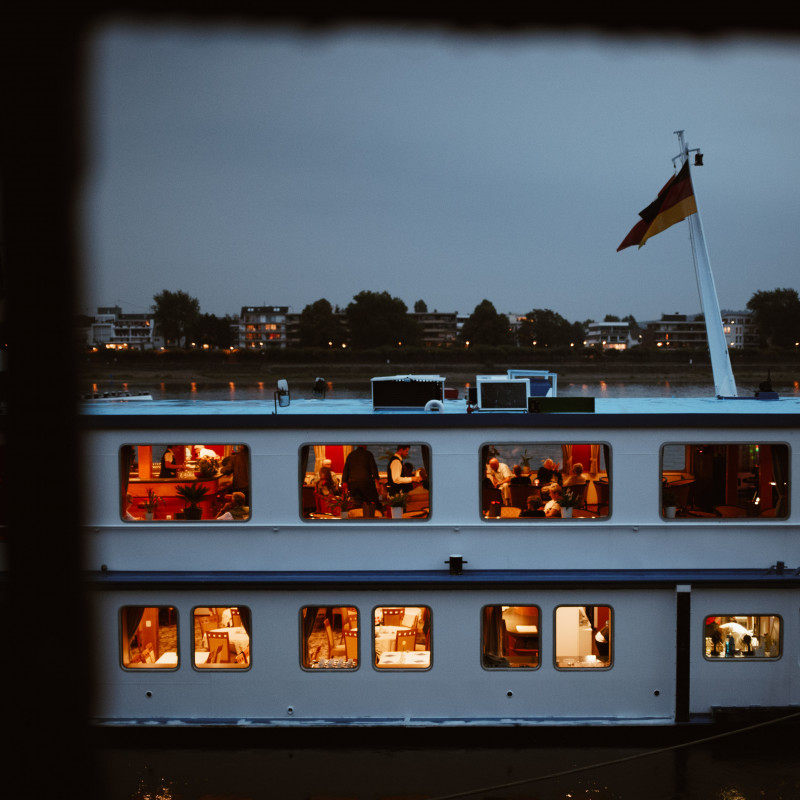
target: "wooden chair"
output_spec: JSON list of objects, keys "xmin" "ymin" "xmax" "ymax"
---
[
  {"xmin": 324, "ymin": 618, "xmax": 345, "ymax": 658},
  {"xmin": 199, "ymin": 616, "xmax": 219, "ymax": 643},
  {"xmin": 482, "ymin": 484, "xmax": 503, "ymax": 512},
  {"xmin": 344, "ymin": 630, "xmax": 359, "ymax": 662},
  {"xmin": 381, "ymin": 608, "xmax": 405, "ymax": 626},
  {"xmin": 206, "ymin": 631, "xmax": 231, "ymax": 664},
  {"xmin": 404, "ymin": 489, "xmax": 430, "ymax": 516},
  {"xmin": 230, "ymin": 607, "xmax": 242, "ymax": 628},
  {"xmin": 564, "ymin": 482, "xmax": 588, "ymax": 509},
  {"xmin": 509, "ymin": 483, "xmax": 537, "ymax": 510},
  {"xmin": 395, "ymin": 630, "xmax": 416, "ymax": 652},
  {"xmin": 593, "ymin": 480, "xmax": 610, "ymax": 515}
]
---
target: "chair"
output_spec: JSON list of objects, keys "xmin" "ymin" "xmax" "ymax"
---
[
  {"xmin": 482, "ymin": 484, "xmax": 503, "ymax": 512},
  {"xmin": 230, "ymin": 607, "xmax": 242, "ymax": 628},
  {"xmin": 381, "ymin": 608, "xmax": 405, "ymax": 626},
  {"xmin": 395, "ymin": 630, "xmax": 416, "ymax": 652},
  {"xmin": 667, "ymin": 479, "xmax": 694, "ymax": 512},
  {"xmin": 509, "ymin": 483, "xmax": 537, "ymax": 510},
  {"xmin": 564, "ymin": 482, "xmax": 588, "ymax": 509},
  {"xmin": 593, "ymin": 480, "xmax": 610, "ymax": 515},
  {"xmin": 199, "ymin": 616, "xmax": 219, "ymax": 643},
  {"xmin": 502, "ymin": 621, "xmax": 538, "ymax": 659},
  {"xmin": 344, "ymin": 630, "xmax": 359, "ymax": 662},
  {"xmin": 324, "ymin": 618, "xmax": 345, "ymax": 658},
  {"xmin": 206, "ymin": 631, "xmax": 231, "ymax": 664},
  {"xmin": 404, "ymin": 489, "xmax": 430, "ymax": 516},
  {"xmin": 301, "ymin": 485, "xmax": 316, "ymax": 516}
]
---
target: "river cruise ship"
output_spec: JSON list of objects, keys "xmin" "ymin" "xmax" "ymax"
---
[{"xmin": 80, "ymin": 370, "xmax": 800, "ymax": 728}]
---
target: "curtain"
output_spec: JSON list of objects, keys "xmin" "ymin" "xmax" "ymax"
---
[
  {"xmin": 770, "ymin": 445, "xmax": 788, "ymax": 517},
  {"xmin": 124, "ymin": 607, "xmax": 145, "ymax": 643},
  {"xmin": 120, "ymin": 445, "xmax": 134, "ymax": 514}
]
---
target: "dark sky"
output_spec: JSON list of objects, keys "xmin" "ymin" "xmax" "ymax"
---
[{"xmin": 81, "ymin": 24, "xmax": 800, "ymax": 324}]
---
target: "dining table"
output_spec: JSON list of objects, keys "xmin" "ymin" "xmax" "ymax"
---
[
  {"xmin": 377, "ymin": 650, "xmax": 430, "ymax": 668},
  {"xmin": 373, "ymin": 624, "xmax": 413, "ymax": 655}
]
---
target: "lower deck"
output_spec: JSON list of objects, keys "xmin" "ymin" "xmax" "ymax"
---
[{"xmin": 91, "ymin": 577, "xmax": 800, "ymax": 727}]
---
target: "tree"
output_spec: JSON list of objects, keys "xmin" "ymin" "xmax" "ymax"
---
[
  {"xmin": 152, "ymin": 290, "xmax": 200, "ymax": 348},
  {"xmin": 192, "ymin": 312, "xmax": 237, "ymax": 349},
  {"xmin": 747, "ymin": 288, "xmax": 800, "ymax": 347},
  {"xmin": 459, "ymin": 299, "xmax": 511, "ymax": 346},
  {"xmin": 345, "ymin": 290, "xmax": 420, "ymax": 349},
  {"xmin": 298, "ymin": 298, "xmax": 346, "ymax": 348},
  {"xmin": 516, "ymin": 308, "xmax": 575, "ymax": 347},
  {"xmin": 414, "ymin": 299, "xmax": 428, "ymax": 313}
]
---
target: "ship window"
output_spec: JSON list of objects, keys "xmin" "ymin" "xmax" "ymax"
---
[
  {"xmin": 301, "ymin": 606, "xmax": 359, "ymax": 670},
  {"xmin": 193, "ymin": 607, "xmax": 251, "ymax": 668},
  {"xmin": 554, "ymin": 605, "xmax": 612, "ymax": 669},
  {"xmin": 704, "ymin": 615, "xmax": 781, "ymax": 659},
  {"xmin": 120, "ymin": 606, "xmax": 178, "ymax": 669},
  {"xmin": 482, "ymin": 606, "xmax": 540, "ymax": 669},
  {"xmin": 660, "ymin": 443, "xmax": 788, "ymax": 519},
  {"xmin": 299, "ymin": 444, "xmax": 431, "ymax": 520},
  {"xmin": 480, "ymin": 443, "xmax": 610, "ymax": 520},
  {"xmin": 120, "ymin": 444, "xmax": 250, "ymax": 521},
  {"xmin": 374, "ymin": 606, "xmax": 431, "ymax": 669}
]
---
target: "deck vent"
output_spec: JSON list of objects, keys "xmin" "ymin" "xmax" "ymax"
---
[{"xmin": 371, "ymin": 374, "xmax": 445, "ymax": 409}]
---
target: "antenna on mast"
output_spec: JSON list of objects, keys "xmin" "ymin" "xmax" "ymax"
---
[{"xmin": 673, "ymin": 130, "xmax": 737, "ymax": 397}]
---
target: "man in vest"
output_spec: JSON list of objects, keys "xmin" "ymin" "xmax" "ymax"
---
[{"xmin": 386, "ymin": 445, "xmax": 419, "ymax": 497}]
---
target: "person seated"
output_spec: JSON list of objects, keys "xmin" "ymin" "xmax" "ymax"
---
[
  {"xmin": 417, "ymin": 466, "xmax": 429, "ymax": 490},
  {"xmin": 215, "ymin": 491, "xmax": 249, "ymax": 520},
  {"xmin": 563, "ymin": 462, "xmax": 585, "ymax": 487},
  {"xmin": 510, "ymin": 464, "xmax": 533, "ymax": 485},
  {"xmin": 519, "ymin": 495, "xmax": 545, "ymax": 517},
  {"xmin": 315, "ymin": 465, "xmax": 340, "ymax": 496},
  {"xmin": 124, "ymin": 493, "xmax": 140, "ymax": 520},
  {"xmin": 535, "ymin": 458, "xmax": 562, "ymax": 489},
  {"xmin": 544, "ymin": 484, "xmax": 563, "ymax": 517}
]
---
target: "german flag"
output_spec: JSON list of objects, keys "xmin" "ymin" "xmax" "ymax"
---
[{"xmin": 617, "ymin": 160, "xmax": 697, "ymax": 251}]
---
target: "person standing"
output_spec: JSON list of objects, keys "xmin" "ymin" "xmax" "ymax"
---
[
  {"xmin": 386, "ymin": 445, "xmax": 417, "ymax": 497},
  {"xmin": 342, "ymin": 445, "xmax": 381, "ymax": 508}
]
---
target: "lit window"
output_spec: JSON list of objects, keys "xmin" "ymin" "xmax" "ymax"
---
[
  {"xmin": 482, "ymin": 606, "xmax": 540, "ymax": 668},
  {"xmin": 555, "ymin": 606, "xmax": 611, "ymax": 669},
  {"xmin": 481, "ymin": 444, "xmax": 610, "ymax": 519},
  {"xmin": 121, "ymin": 606, "xmax": 178, "ymax": 668},
  {"xmin": 374, "ymin": 606, "xmax": 431, "ymax": 669},
  {"xmin": 661, "ymin": 443, "xmax": 789, "ymax": 519},
  {"xmin": 300, "ymin": 444, "xmax": 431, "ymax": 520},
  {"xmin": 193, "ymin": 607, "xmax": 251, "ymax": 668},
  {"xmin": 301, "ymin": 606, "xmax": 359, "ymax": 669},
  {"xmin": 704, "ymin": 615, "xmax": 781, "ymax": 659},
  {"xmin": 120, "ymin": 444, "xmax": 250, "ymax": 521}
]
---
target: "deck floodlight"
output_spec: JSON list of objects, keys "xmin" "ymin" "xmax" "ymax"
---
[
  {"xmin": 694, "ymin": 152, "xmax": 703, "ymax": 166},
  {"xmin": 313, "ymin": 377, "xmax": 326, "ymax": 398}
]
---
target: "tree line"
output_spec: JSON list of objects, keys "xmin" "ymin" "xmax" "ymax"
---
[{"xmin": 148, "ymin": 287, "xmax": 800, "ymax": 350}]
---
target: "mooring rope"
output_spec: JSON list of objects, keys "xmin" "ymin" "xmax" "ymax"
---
[{"xmin": 425, "ymin": 710, "xmax": 800, "ymax": 800}]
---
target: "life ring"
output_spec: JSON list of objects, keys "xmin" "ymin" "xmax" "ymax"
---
[{"xmin": 424, "ymin": 399, "xmax": 444, "ymax": 413}]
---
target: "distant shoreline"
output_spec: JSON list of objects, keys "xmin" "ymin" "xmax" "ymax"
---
[{"xmin": 80, "ymin": 359, "xmax": 798, "ymax": 391}]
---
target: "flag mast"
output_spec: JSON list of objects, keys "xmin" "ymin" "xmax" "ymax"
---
[{"xmin": 674, "ymin": 129, "xmax": 737, "ymax": 397}]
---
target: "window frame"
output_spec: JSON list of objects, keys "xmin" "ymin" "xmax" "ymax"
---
[
  {"xmin": 480, "ymin": 604, "xmax": 541, "ymax": 670},
  {"xmin": 553, "ymin": 604, "xmax": 613, "ymax": 670},
  {"xmin": 702, "ymin": 613, "xmax": 782, "ymax": 661},
  {"xmin": 119, "ymin": 605, "xmax": 179, "ymax": 670},
  {"xmin": 191, "ymin": 605, "xmax": 252, "ymax": 671}
]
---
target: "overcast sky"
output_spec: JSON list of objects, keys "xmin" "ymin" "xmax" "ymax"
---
[{"xmin": 81, "ymin": 23, "xmax": 800, "ymax": 324}]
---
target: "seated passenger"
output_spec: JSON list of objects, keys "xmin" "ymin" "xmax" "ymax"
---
[
  {"xmin": 315, "ymin": 465, "xmax": 340, "ymax": 496},
  {"xmin": 535, "ymin": 458, "xmax": 562, "ymax": 489},
  {"xmin": 563, "ymin": 463, "xmax": 585, "ymax": 487},
  {"xmin": 544, "ymin": 484, "xmax": 563, "ymax": 517},
  {"xmin": 519, "ymin": 496, "xmax": 545, "ymax": 517},
  {"xmin": 215, "ymin": 491, "xmax": 249, "ymax": 520},
  {"xmin": 510, "ymin": 465, "xmax": 533, "ymax": 485},
  {"xmin": 124, "ymin": 493, "xmax": 140, "ymax": 520}
]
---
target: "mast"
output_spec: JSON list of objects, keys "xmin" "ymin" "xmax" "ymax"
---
[{"xmin": 674, "ymin": 130, "xmax": 738, "ymax": 397}]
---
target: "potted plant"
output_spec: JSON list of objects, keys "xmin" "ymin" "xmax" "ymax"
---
[
  {"xmin": 327, "ymin": 492, "xmax": 349, "ymax": 518},
  {"xmin": 176, "ymin": 481, "xmax": 209, "ymax": 520},
  {"xmin": 559, "ymin": 489, "xmax": 581, "ymax": 518},
  {"xmin": 519, "ymin": 450, "xmax": 532, "ymax": 475},
  {"xmin": 194, "ymin": 455, "xmax": 219, "ymax": 479},
  {"xmin": 662, "ymin": 488, "xmax": 677, "ymax": 519},
  {"xmin": 143, "ymin": 489, "xmax": 160, "ymax": 520},
  {"xmin": 388, "ymin": 492, "xmax": 408, "ymax": 518}
]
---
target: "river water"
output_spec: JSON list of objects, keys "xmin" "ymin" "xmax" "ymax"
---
[{"xmin": 94, "ymin": 375, "xmax": 799, "ymax": 798}]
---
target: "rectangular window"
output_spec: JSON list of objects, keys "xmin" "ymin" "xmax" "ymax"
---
[
  {"xmin": 121, "ymin": 606, "xmax": 178, "ymax": 668},
  {"xmin": 193, "ymin": 607, "xmax": 251, "ymax": 668},
  {"xmin": 374, "ymin": 606, "xmax": 431, "ymax": 669},
  {"xmin": 301, "ymin": 606, "xmax": 359, "ymax": 669},
  {"xmin": 660, "ymin": 443, "xmax": 789, "ymax": 519},
  {"xmin": 555, "ymin": 605, "xmax": 611, "ymax": 669},
  {"xmin": 481, "ymin": 443, "xmax": 610, "ymax": 519},
  {"xmin": 482, "ymin": 606, "xmax": 540, "ymax": 668},
  {"xmin": 704, "ymin": 615, "xmax": 781, "ymax": 659},
  {"xmin": 300, "ymin": 444, "xmax": 431, "ymax": 520},
  {"xmin": 120, "ymin": 444, "xmax": 250, "ymax": 521}
]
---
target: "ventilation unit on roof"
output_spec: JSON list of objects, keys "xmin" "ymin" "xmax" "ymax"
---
[
  {"xmin": 475, "ymin": 377, "xmax": 529, "ymax": 411},
  {"xmin": 371, "ymin": 375, "xmax": 445, "ymax": 409}
]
